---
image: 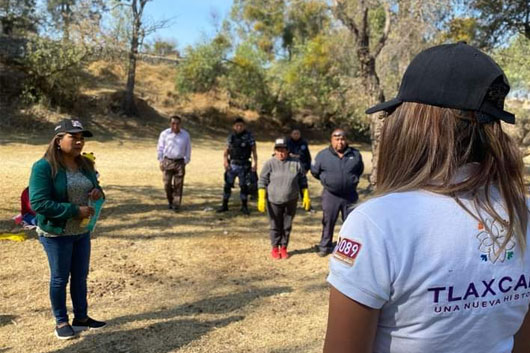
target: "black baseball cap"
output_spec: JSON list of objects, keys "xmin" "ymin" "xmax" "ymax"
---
[
  {"xmin": 54, "ymin": 118, "xmax": 93, "ymax": 137},
  {"xmin": 274, "ymin": 137, "xmax": 287, "ymax": 148},
  {"xmin": 366, "ymin": 42, "xmax": 515, "ymax": 124}
]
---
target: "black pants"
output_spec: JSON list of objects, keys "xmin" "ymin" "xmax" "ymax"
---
[
  {"xmin": 267, "ymin": 199, "xmax": 298, "ymax": 247},
  {"xmin": 319, "ymin": 189, "xmax": 355, "ymax": 252}
]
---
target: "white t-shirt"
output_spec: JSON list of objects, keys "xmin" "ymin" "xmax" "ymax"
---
[{"xmin": 328, "ymin": 190, "xmax": 530, "ymax": 353}]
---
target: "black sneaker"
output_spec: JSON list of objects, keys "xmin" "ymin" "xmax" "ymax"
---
[
  {"xmin": 55, "ymin": 324, "xmax": 76, "ymax": 340},
  {"xmin": 216, "ymin": 200, "xmax": 229, "ymax": 213},
  {"xmin": 168, "ymin": 204, "xmax": 173, "ymax": 210},
  {"xmin": 240, "ymin": 206, "xmax": 250, "ymax": 215},
  {"xmin": 72, "ymin": 317, "xmax": 106, "ymax": 331},
  {"xmin": 317, "ymin": 250, "xmax": 331, "ymax": 257},
  {"xmin": 314, "ymin": 244, "xmax": 332, "ymax": 257}
]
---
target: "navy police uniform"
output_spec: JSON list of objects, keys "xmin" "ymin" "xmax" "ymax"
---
[
  {"xmin": 287, "ymin": 137, "xmax": 311, "ymax": 173},
  {"xmin": 223, "ymin": 130, "xmax": 256, "ymax": 202}
]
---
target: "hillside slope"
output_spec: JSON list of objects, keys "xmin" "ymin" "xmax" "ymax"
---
[{"xmin": 1, "ymin": 60, "xmax": 309, "ymax": 145}]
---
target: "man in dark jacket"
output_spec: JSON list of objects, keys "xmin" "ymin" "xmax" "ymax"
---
[
  {"xmin": 287, "ymin": 128, "xmax": 311, "ymax": 173},
  {"xmin": 311, "ymin": 129, "xmax": 364, "ymax": 256}
]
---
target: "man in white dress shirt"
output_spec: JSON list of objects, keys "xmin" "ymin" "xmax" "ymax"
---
[{"xmin": 157, "ymin": 115, "xmax": 191, "ymax": 211}]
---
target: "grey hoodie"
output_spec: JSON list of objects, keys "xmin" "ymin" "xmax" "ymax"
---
[{"xmin": 259, "ymin": 157, "xmax": 308, "ymax": 204}]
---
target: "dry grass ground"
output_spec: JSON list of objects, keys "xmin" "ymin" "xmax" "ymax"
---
[
  {"xmin": 2, "ymin": 58, "xmax": 527, "ymax": 353},
  {"xmin": 0, "ymin": 134, "xmax": 372, "ymax": 353}
]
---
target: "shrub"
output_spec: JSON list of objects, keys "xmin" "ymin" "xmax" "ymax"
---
[
  {"xmin": 220, "ymin": 41, "xmax": 274, "ymax": 113},
  {"xmin": 175, "ymin": 35, "xmax": 230, "ymax": 94},
  {"xmin": 22, "ymin": 37, "xmax": 87, "ymax": 107}
]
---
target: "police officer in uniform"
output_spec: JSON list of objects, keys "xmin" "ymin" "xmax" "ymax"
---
[
  {"xmin": 287, "ymin": 128, "xmax": 312, "ymax": 210},
  {"xmin": 287, "ymin": 128, "xmax": 311, "ymax": 173},
  {"xmin": 217, "ymin": 117, "xmax": 258, "ymax": 215}
]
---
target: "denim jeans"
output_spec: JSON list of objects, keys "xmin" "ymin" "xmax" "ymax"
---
[
  {"xmin": 223, "ymin": 163, "xmax": 250, "ymax": 201},
  {"xmin": 39, "ymin": 233, "xmax": 91, "ymax": 324}
]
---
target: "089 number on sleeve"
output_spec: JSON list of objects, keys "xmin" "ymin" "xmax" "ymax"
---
[{"xmin": 332, "ymin": 237, "xmax": 362, "ymax": 266}]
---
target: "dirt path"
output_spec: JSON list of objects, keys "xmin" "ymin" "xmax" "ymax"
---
[{"xmin": 0, "ymin": 137, "xmax": 372, "ymax": 353}]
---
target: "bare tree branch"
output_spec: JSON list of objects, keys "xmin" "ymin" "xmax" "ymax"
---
[
  {"xmin": 333, "ymin": 0, "xmax": 359, "ymax": 40},
  {"xmin": 359, "ymin": 0, "xmax": 368, "ymax": 48},
  {"xmin": 142, "ymin": 17, "xmax": 173, "ymax": 37}
]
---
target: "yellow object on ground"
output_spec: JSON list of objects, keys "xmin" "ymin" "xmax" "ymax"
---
[
  {"xmin": 302, "ymin": 188, "xmax": 311, "ymax": 211},
  {"xmin": 0, "ymin": 233, "xmax": 27, "ymax": 242},
  {"xmin": 257, "ymin": 189, "xmax": 266, "ymax": 212}
]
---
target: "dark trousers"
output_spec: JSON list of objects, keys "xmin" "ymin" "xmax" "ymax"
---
[
  {"xmin": 223, "ymin": 163, "xmax": 250, "ymax": 201},
  {"xmin": 162, "ymin": 158, "xmax": 186, "ymax": 207},
  {"xmin": 39, "ymin": 233, "xmax": 91, "ymax": 325},
  {"xmin": 267, "ymin": 199, "xmax": 298, "ymax": 247},
  {"xmin": 320, "ymin": 189, "xmax": 355, "ymax": 251},
  {"xmin": 298, "ymin": 171, "xmax": 309, "ymax": 204}
]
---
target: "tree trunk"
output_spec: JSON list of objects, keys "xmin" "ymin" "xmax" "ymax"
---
[
  {"xmin": 333, "ymin": 0, "xmax": 390, "ymax": 185},
  {"xmin": 123, "ymin": 0, "xmax": 147, "ymax": 116},
  {"xmin": 61, "ymin": 3, "xmax": 70, "ymax": 42},
  {"xmin": 358, "ymin": 49, "xmax": 385, "ymax": 185},
  {"xmin": 123, "ymin": 26, "xmax": 139, "ymax": 115}
]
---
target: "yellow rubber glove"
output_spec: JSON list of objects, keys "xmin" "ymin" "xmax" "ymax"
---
[
  {"xmin": 302, "ymin": 188, "xmax": 311, "ymax": 211},
  {"xmin": 0, "ymin": 233, "xmax": 27, "ymax": 242},
  {"xmin": 258, "ymin": 189, "xmax": 266, "ymax": 212}
]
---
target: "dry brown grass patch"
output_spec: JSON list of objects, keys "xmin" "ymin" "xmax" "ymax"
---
[{"xmin": 0, "ymin": 138, "xmax": 371, "ymax": 353}]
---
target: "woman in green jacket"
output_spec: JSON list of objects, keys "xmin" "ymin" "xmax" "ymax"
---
[{"xmin": 29, "ymin": 118, "xmax": 105, "ymax": 340}]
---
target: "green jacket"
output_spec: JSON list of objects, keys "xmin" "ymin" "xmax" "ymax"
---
[{"xmin": 29, "ymin": 158, "xmax": 102, "ymax": 235}]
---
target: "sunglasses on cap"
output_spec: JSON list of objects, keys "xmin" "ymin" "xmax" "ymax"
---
[{"xmin": 332, "ymin": 132, "xmax": 346, "ymax": 137}]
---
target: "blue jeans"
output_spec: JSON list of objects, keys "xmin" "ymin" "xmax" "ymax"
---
[
  {"xmin": 223, "ymin": 163, "xmax": 250, "ymax": 201},
  {"xmin": 39, "ymin": 233, "xmax": 91, "ymax": 325}
]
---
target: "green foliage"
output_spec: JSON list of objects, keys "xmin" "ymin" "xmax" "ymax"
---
[
  {"xmin": 177, "ymin": 0, "xmax": 372, "ymax": 137},
  {"xmin": 231, "ymin": 0, "xmax": 286, "ymax": 56},
  {"xmin": 175, "ymin": 35, "xmax": 230, "ymax": 94},
  {"xmin": 45, "ymin": 0, "xmax": 105, "ymax": 41},
  {"xmin": 468, "ymin": 0, "xmax": 530, "ymax": 47},
  {"xmin": 368, "ymin": 5, "xmax": 386, "ymax": 48},
  {"xmin": 276, "ymin": 34, "xmax": 369, "ymax": 136},
  {"xmin": 282, "ymin": 35, "xmax": 336, "ymax": 112},
  {"xmin": 221, "ymin": 40, "xmax": 273, "ymax": 113},
  {"xmin": 440, "ymin": 17, "xmax": 480, "ymax": 45},
  {"xmin": 0, "ymin": 0, "xmax": 37, "ymax": 35},
  {"xmin": 107, "ymin": 0, "xmax": 132, "ymax": 48},
  {"xmin": 282, "ymin": 0, "xmax": 329, "ymax": 54},
  {"xmin": 22, "ymin": 37, "xmax": 87, "ymax": 107},
  {"xmin": 493, "ymin": 35, "xmax": 530, "ymax": 92},
  {"xmin": 151, "ymin": 38, "xmax": 177, "ymax": 56}
]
